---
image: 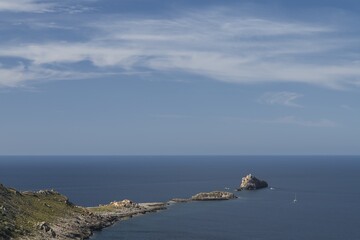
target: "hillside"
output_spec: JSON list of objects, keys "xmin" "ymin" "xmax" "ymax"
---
[
  {"xmin": 0, "ymin": 183, "xmax": 166, "ymax": 239},
  {"xmin": 0, "ymin": 183, "xmax": 94, "ymax": 239}
]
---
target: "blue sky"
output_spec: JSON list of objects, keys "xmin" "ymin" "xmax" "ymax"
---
[{"xmin": 0, "ymin": 0, "xmax": 359, "ymax": 155}]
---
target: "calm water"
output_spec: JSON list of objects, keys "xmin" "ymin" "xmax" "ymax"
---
[{"xmin": 0, "ymin": 156, "xmax": 359, "ymax": 239}]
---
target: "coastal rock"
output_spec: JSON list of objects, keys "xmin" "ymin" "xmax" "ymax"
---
[
  {"xmin": 191, "ymin": 191, "xmax": 237, "ymax": 201},
  {"xmin": 37, "ymin": 222, "xmax": 50, "ymax": 232},
  {"xmin": 238, "ymin": 174, "xmax": 268, "ymax": 190}
]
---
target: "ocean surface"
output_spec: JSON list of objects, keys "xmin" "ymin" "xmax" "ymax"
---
[{"xmin": 0, "ymin": 156, "xmax": 359, "ymax": 240}]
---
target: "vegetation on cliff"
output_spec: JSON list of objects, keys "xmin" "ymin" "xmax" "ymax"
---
[
  {"xmin": 0, "ymin": 183, "xmax": 166, "ymax": 239},
  {"xmin": 0, "ymin": 184, "xmax": 86, "ymax": 239}
]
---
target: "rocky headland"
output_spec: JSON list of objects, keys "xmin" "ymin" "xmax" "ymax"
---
[
  {"xmin": 0, "ymin": 184, "xmax": 237, "ymax": 240},
  {"xmin": 0, "ymin": 183, "xmax": 166, "ymax": 240},
  {"xmin": 237, "ymin": 174, "xmax": 268, "ymax": 190}
]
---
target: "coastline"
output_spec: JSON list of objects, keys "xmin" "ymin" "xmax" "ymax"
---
[
  {"xmin": 16, "ymin": 200, "xmax": 168, "ymax": 240},
  {"xmin": 1, "ymin": 183, "xmax": 236, "ymax": 240}
]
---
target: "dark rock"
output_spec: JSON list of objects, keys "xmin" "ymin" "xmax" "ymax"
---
[
  {"xmin": 37, "ymin": 221, "xmax": 50, "ymax": 232},
  {"xmin": 37, "ymin": 222, "xmax": 57, "ymax": 238}
]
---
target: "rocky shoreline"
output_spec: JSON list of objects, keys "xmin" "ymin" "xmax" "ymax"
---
[
  {"xmin": 40, "ymin": 202, "xmax": 168, "ymax": 240},
  {"xmin": 0, "ymin": 183, "xmax": 166, "ymax": 240},
  {"xmin": 1, "ymin": 174, "xmax": 267, "ymax": 239},
  {"xmin": 1, "ymin": 183, "xmax": 236, "ymax": 240},
  {"xmin": 34, "ymin": 191, "xmax": 237, "ymax": 240}
]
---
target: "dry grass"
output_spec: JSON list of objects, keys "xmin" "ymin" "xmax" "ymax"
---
[{"xmin": 0, "ymin": 185, "xmax": 86, "ymax": 239}]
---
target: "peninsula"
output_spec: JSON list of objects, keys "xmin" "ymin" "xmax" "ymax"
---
[{"xmin": 0, "ymin": 183, "xmax": 235, "ymax": 239}]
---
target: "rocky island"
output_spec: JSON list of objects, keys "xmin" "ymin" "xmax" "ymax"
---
[
  {"xmin": 170, "ymin": 191, "xmax": 236, "ymax": 203},
  {"xmin": 237, "ymin": 174, "xmax": 268, "ymax": 190},
  {"xmin": 191, "ymin": 191, "xmax": 237, "ymax": 201},
  {"xmin": 0, "ymin": 183, "xmax": 237, "ymax": 240}
]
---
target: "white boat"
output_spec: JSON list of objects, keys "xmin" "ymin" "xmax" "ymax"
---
[{"xmin": 293, "ymin": 193, "xmax": 297, "ymax": 203}]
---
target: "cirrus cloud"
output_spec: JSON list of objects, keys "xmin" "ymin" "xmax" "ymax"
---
[
  {"xmin": 259, "ymin": 92, "xmax": 303, "ymax": 107},
  {"xmin": 0, "ymin": 0, "xmax": 54, "ymax": 13},
  {"xmin": 0, "ymin": 8, "xmax": 359, "ymax": 88}
]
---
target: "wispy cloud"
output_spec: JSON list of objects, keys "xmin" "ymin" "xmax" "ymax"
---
[
  {"xmin": 0, "ymin": 0, "xmax": 54, "ymax": 13},
  {"xmin": 259, "ymin": 92, "xmax": 303, "ymax": 107},
  {"xmin": 0, "ymin": 43, "xmax": 142, "ymax": 67},
  {"xmin": 340, "ymin": 104, "xmax": 355, "ymax": 111},
  {"xmin": 216, "ymin": 115, "xmax": 338, "ymax": 128},
  {"xmin": 0, "ymin": 8, "xmax": 360, "ymax": 88},
  {"xmin": 267, "ymin": 116, "xmax": 337, "ymax": 127},
  {"xmin": 0, "ymin": 64, "xmax": 106, "ymax": 87},
  {"xmin": 0, "ymin": 0, "xmax": 92, "ymax": 14},
  {"xmin": 150, "ymin": 114, "xmax": 338, "ymax": 128},
  {"xmin": 0, "ymin": 65, "xmax": 28, "ymax": 87}
]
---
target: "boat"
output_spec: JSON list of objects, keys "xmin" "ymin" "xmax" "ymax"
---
[{"xmin": 293, "ymin": 193, "xmax": 297, "ymax": 203}]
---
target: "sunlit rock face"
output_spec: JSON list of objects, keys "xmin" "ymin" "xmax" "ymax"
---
[{"xmin": 238, "ymin": 174, "xmax": 268, "ymax": 190}]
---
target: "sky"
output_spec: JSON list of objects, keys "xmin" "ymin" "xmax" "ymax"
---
[{"xmin": 0, "ymin": 0, "xmax": 359, "ymax": 155}]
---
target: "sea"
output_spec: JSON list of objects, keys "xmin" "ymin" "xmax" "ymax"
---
[{"xmin": 0, "ymin": 156, "xmax": 359, "ymax": 240}]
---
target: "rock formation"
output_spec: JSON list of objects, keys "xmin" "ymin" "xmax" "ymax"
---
[
  {"xmin": 37, "ymin": 222, "xmax": 56, "ymax": 238},
  {"xmin": 191, "ymin": 191, "xmax": 237, "ymax": 200},
  {"xmin": 238, "ymin": 174, "xmax": 268, "ymax": 190}
]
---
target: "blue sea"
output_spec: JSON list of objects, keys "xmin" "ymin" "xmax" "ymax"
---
[{"xmin": 1, "ymin": 156, "xmax": 360, "ymax": 240}]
